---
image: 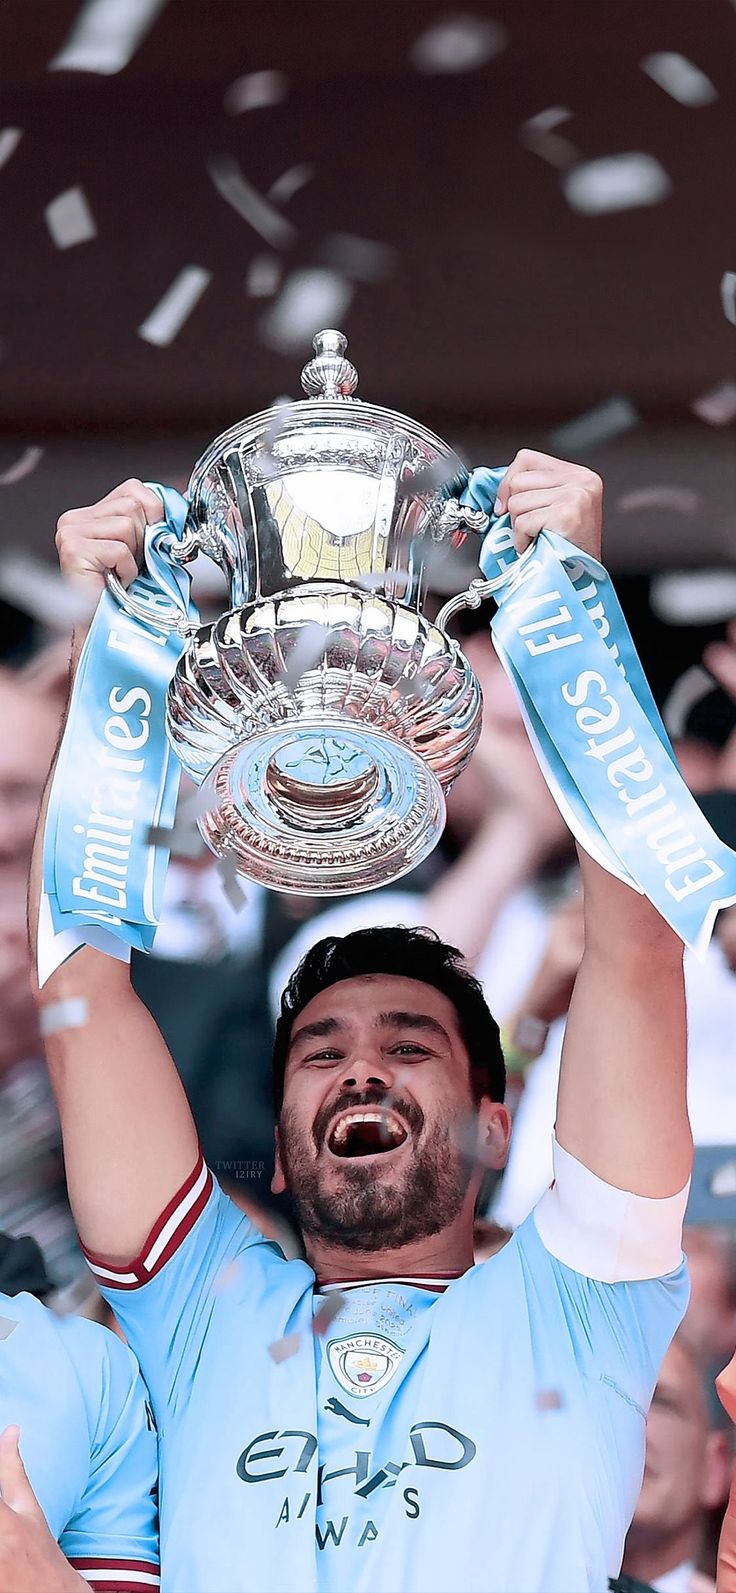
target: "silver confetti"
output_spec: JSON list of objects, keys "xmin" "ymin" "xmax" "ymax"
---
[
  {"xmin": 0, "ymin": 128, "xmax": 22, "ymax": 171},
  {"xmin": 138, "ymin": 266, "xmax": 211, "ymax": 347},
  {"xmin": 49, "ymin": 0, "xmax": 168, "ymax": 75},
  {"xmin": 651, "ymin": 570, "xmax": 736, "ymax": 627},
  {"xmin": 207, "ymin": 155, "xmax": 296, "ymax": 250},
  {"xmin": 0, "ymin": 1320, "xmax": 18, "ymax": 1341},
  {"xmin": 711, "ymin": 1159, "xmax": 736, "ymax": 1198},
  {"xmin": 313, "ymin": 1292, "xmax": 346, "ymax": 1336},
  {"xmin": 0, "ymin": 551, "xmax": 95, "ymax": 627},
  {"xmin": 268, "ymin": 1332, "xmax": 301, "ymax": 1364},
  {"xmin": 617, "ymin": 485, "xmax": 699, "ymax": 514},
  {"xmin": 563, "ymin": 153, "xmax": 672, "ymax": 215},
  {"xmin": 0, "ymin": 445, "xmax": 44, "ymax": 485},
  {"xmin": 318, "ymin": 232, "xmax": 397, "ymax": 284},
  {"xmin": 691, "ymin": 379, "xmax": 736, "ymax": 427},
  {"xmin": 410, "ymin": 14, "xmax": 508, "ymax": 74},
  {"xmin": 216, "ymin": 854, "xmax": 248, "ymax": 912},
  {"xmin": 550, "ymin": 396, "xmax": 639, "ymax": 453},
  {"xmin": 279, "ymin": 622, "xmax": 331, "ymax": 692},
  {"xmin": 45, "ymin": 186, "xmax": 97, "ymax": 250},
  {"xmin": 267, "ymin": 163, "xmax": 315, "ymax": 206},
  {"xmin": 519, "ymin": 107, "xmax": 579, "ymax": 169},
  {"xmin": 246, "ymin": 254, "xmax": 282, "ymax": 299},
  {"xmin": 259, "ymin": 269, "xmax": 353, "ymax": 354},
  {"xmin": 39, "ymin": 997, "xmax": 90, "ymax": 1037},
  {"xmin": 224, "ymin": 70, "xmax": 289, "ymax": 115},
  {"xmin": 661, "ymin": 665, "xmax": 715, "ymax": 739},
  {"xmin": 640, "ymin": 53, "xmax": 717, "ymax": 108},
  {"xmin": 720, "ymin": 271, "xmax": 736, "ymax": 328}
]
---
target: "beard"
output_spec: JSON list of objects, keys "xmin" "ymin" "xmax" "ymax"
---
[{"xmin": 278, "ymin": 1089, "xmax": 473, "ymax": 1252}]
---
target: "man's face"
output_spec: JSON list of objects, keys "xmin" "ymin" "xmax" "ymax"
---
[
  {"xmin": 273, "ymin": 973, "xmax": 507, "ymax": 1253},
  {"xmin": 629, "ymin": 1339, "xmax": 727, "ymax": 1551}
]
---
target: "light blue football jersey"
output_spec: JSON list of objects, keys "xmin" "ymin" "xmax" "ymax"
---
[
  {"xmin": 87, "ymin": 1151, "xmax": 688, "ymax": 1593},
  {"xmin": 0, "ymin": 1289, "xmax": 159, "ymax": 1590}
]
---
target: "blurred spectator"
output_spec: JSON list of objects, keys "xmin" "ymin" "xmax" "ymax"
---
[
  {"xmin": 715, "ymin": 1354, "xmax": 736, "ymax": 1591},
  {"xmin": 620, "ymin": 1334, "xmax": 731, "ymax": 1592},
  {"xmin": 681, "ymin": 1229, "xmax": 736, "ymax": 1370}
]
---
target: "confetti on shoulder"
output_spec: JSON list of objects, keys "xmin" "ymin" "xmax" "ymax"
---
[
  {"xmin": 268, "ymin": 1331, "xmax": 301, "ymax": 1364},
  {"xmin": 313, "ymin": 1291, "xmax": 346, "ymax": 1336},
  {"xmin": 40, "ymin": 997, "xmax": 90, "ymax": 1038}
]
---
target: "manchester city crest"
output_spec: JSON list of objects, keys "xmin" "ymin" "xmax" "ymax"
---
[{"xmin": 327, "ymin": 1333, "xmax": 404, "ymax": 1399}]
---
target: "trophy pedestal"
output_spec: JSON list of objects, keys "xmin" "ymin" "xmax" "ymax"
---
[{"xmin": 198, "ymin": 719, "xmax": 445, "ymax": 895}]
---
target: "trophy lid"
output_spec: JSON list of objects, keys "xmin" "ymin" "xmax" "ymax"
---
[{"xmin": 300, "ymin": 330, "xmax": 358, "ymax": 400}]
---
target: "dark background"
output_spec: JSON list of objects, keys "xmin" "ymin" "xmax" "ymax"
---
[{"xmin": 0, "ymin": 0, "xmax": 733, "ymax": 583}]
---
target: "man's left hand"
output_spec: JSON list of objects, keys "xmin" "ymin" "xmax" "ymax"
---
[
  {"xmin": 0, "ymin": 1426, "xmax": 84, "ymax": 1590},
  {"xmin": 494, "ymin": 449, "xmax": 603, "ymax": 560}
]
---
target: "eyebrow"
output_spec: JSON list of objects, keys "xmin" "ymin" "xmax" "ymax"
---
[{"xmin": 288, "ymin": 1009, "xmax": 451, "ymax": 1054}]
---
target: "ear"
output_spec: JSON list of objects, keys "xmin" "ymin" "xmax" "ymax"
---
[
  {"xmin": 271, "ymin": 1124, "xmax": 287, "ymax": 1196},
  {"xmin": 475, "ymin": 1098, "xmax": 513, "ymax": 1171},
  {"xmin": 701, "ymin": 1429, "xmax": 732, "ymax": 1511}
]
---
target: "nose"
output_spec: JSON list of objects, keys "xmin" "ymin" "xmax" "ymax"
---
[{"xmin": 339, "ymin": 1054, "xmax": 390, "ymax": 1093}]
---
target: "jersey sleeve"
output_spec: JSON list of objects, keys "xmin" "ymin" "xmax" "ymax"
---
[
  {"xmin": 82, "ymin": 1151, "xmax": 277, "ymax": 1415},
  {"xmin": 515, "ymin": 1136, "xmax": 690, "ymax": 1414},
  {"xmin": 59, "ymin": 1321, "xmax": 159, "ymax": 1592}
]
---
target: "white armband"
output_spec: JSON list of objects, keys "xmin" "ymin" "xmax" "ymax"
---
[{"xmin": 533, "ymin": 1136, "xmax": 689, "ymax": 1282}]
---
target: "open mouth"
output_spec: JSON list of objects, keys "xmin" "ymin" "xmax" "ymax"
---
[{"xmin": 327, "ymin": 1109, "xmax": 409, "ymax": 1159}]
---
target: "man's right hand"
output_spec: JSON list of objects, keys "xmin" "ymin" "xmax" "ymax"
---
[{"xmin": 55, "ymin": 479, "xmax": 163, "ymax": 595}]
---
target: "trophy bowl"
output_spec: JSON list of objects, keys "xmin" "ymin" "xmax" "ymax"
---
[{"xmin": 141, "ymin": 330, "xmax": 492, "ymax": 894}]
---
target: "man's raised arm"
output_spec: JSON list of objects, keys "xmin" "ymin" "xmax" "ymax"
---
[
  {"xmin": 29, "ymin": 481, "xmax": 199, "ymax": 1266},
  {"xmin": 494, "ymin": 451, "xmax": 692, "ymax": 1201}
]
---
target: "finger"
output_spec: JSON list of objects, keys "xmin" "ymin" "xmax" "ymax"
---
[
  {"xmin": 58, "ymin": 512, "xmax": 143, "ymax": 553},
  {"xmin": 95, "ymin": 479, "xmax": 163, "ymax": 525},
  {"xmin": 495, "ymin": 453, "xmax": 595, "ymax": 514},
  {"xmin": 507, "ymin": 509, "xmax": 551, "ymax": 553},
  {"xmin": 0, "ymin": 1427, "xmax": 36, "ymax": 1515},
  {"xmin": 64, "ymin": 539, "xmax": 140, "ymax": 590}
]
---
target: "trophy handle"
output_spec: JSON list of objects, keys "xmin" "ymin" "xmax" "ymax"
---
[
  {"xmin": 434, "ymin": 547, "xmax": 535, "ymax": 634},
  {"xmin": 433, "ymin": 498, "xmax": 491, "ymax": 544},
  {"xmin": 104, "ymin": 523, "xmax": 200, "ymax": 638}
]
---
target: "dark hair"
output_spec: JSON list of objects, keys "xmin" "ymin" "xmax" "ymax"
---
[{"xmin": 272, "ymin": 924, "xmax": 505, "ymax": 1113}]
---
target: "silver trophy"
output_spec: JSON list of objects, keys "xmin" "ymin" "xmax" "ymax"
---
[{"xmin": 107, "ymin": 330, "xmax": 507, "ymax": 895}]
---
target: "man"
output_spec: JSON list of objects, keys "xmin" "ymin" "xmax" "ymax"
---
[
  {"xmin": 620, "ymin": 1333, "xmax": 730, "ymax": 1592},
  {"xmin": 0, "ymin": 1235, "xmax": 159, "ymax": 1590},
  {"xmin": 33, "ymin": 453, "xmax": 692, "ymax": 1592}
]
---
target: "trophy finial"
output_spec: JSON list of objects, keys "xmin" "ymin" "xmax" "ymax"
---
[{"xmin": 300, "ymin": 329, "xmax": 358, "ymax": 400}]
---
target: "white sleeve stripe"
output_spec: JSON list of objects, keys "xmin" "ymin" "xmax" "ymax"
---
[
  {"xmin": 533, "ymin": 1135, "xmax": 689, "ymax": 1283},
  {"xmin": 85, "ymin": 1260, "xmax": 140, "ymax": 1284},
  {"xmin": 77, "ymin": 1572, "xmax": 159, "ymax": 1588},
  {"xmin": 143, "ymin": 1157, "xmax": 210, "ymax": 1272}
]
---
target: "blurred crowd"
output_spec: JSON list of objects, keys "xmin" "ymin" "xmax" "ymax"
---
[{"xmin": 1, "ymin": 588, "xmax": 735, "ymax": 1591}]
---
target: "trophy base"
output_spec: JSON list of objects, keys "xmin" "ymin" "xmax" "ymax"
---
[{"xmin": 197, "ymin": 718, "xmax": 446, "ymax": 895}]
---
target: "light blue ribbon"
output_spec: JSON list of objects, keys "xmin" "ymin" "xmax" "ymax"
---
[
  {"xmin": 462, "ymin": 466, "xmax": 736, "ymax": 956},
  {"xmin": 42, "ymin": 484, "xmax": 198, "ymax": 962}
]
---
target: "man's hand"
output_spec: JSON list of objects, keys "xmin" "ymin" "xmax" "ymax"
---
[
  {"xmin": 55, "ymin": 478, "xmax": 163, "ymax": 596},
  {"xmin": 494, "ymin": 448, "xmax": 603, "ymax": 559},
  {"xmin": 0, "ymin": 1427, "xmax": 84, "ymax": 1590}
]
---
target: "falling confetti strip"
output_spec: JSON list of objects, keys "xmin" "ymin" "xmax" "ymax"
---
[
  {"xmin": 0, "ymin": 128, "xmax": 22, "ymax": 171},
  {"xmin": 207, "ymin": 156, "xmax": 296, "ymax": 250},
  {"xmin": 661, "ymin": 665, "xmax": 716, "ymax": 739},
  {"xmin": 563, "ymin": 153, "xmax": 672, "ymax": 215},
  {"xmin": 0, "ymin": 445, "xmax": 44, "ymax": 485},
  {"xmin": 39, "ymin": 997, "xmax": 90, "ymax": 1037},
  {"xmin": 313, "ymin": 1292, "xmax": 346, "ymax": 1336},
  {"xmin": 267, "ymin": 164, "xmax": 315, "ymax": 206},
  {"xmin": 49, "ymin": 0, "xmax": 168, "ymax": 75},
  {"xmin": 535, "ymin": 1389, "xmax": 564, "ymax": 1411},
  {"xmin": 691, "ymin": 379, "xmax": 736, "ymax": 427},
  {"xmin": 224, "ymin": 70, "xmax": 288, "ymax": 115},
  {"xmin": 617, "ymin": 485, "xmax": 699, "ymax": 514},
  {"xmin": 216, "ymin": 854, "xmax": 248, "ymax": 913},
  {"xmin": 640, "ymin": 53, "xmax": 717, "ymax": 108},
  {"xmin": 318, "ymin": 233, "xmax": 397, "ymax": 284},
  {"xmin": 268, "ymin": 1332, "xmax": 301, "ymax": 1364},
  {"xmin": 279, "ymin": 623, "xmax": 331, "ymax": 692},
  {"xmin": 519, "ymin": 108, "xmax": 579, "ymax": 169},
  {"xmin": 651, "ymin": 570, "xmax": 736, "ymax": 626},
  {"xmin": 246, "ymin": 254, "xmax": 282, "ymax": 299},
  {"xmin": 259, "ymin": 269, "xmax": 353, "ymax": 354},
  {"xmin": 720, "ymin": 271, "xmax": 736, "ymax": 327},
  {"xmin": 0, "ymin": 551, "xmax": 96, "ymax": 628},
  {"xmin": 410, "ymin": 14, "xmax": 508, "ymax": 74},
  {"xmin": 138, "ymin": 266, "xmax": 212, "ymax": 347},
  {"xmin": 549, "ymin": 396, "xmax": 639, "ymax": 453},
  {"xmin": 45, "ymin": 186, "xmax": 97, "ymax": 249}
]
